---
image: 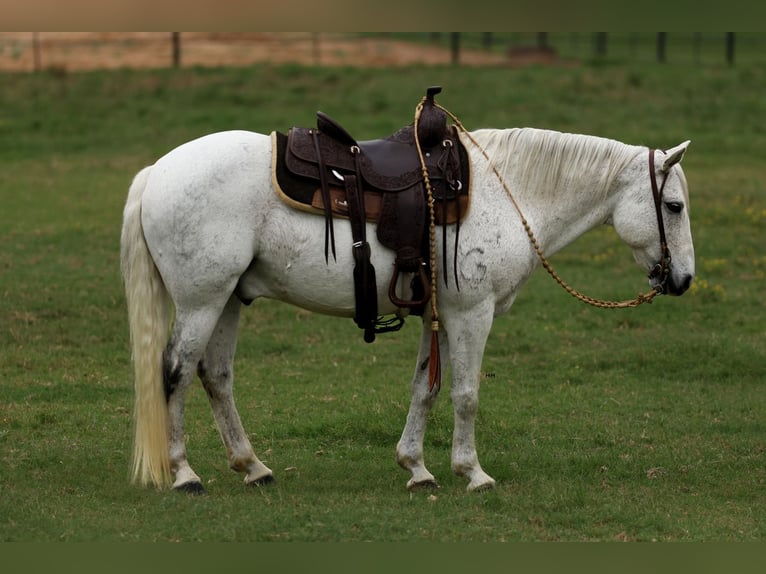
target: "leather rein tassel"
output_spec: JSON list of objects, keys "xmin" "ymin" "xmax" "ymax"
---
[
  {"xmin": 428, "ymin": 322, "xmax": 441, "ymax": 392},
  {"xmin": 311, "ymin": 129, "xmax": 336, "ymax": 263}
]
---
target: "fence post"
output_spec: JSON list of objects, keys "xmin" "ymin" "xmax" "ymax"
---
[
  {"xmin": 657, "ymin": 32, "xmax": 667, "ymax": 62},
  {"xmin": 595, "ymin": 33, "xmax": 607, "ymax": 58},
  {"xmin": 312, "ymin": 33, "xmax": 320, "ymax": 66},
  {"xmin": 726, "ymin": 32, "xmax": 735, "ymax": 65},
  {"xmin": 693, "ymin": 32, "xmax": 702, "ymax": 64},
  {"xmin": 451, "ymin": 32, "xmax": 460, "ymax": 65},
  {"xmin": 172, "ymin": 32, "xmax": 181, "ymax": 68},
  {"xmin": 33, "ymin": 32, "xmax": 41, "ymax": 72}
]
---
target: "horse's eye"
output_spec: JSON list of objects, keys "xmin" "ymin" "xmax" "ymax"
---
[{"xmin": 665, "ymin": 201, "xmax": 684, "ymax": 214}]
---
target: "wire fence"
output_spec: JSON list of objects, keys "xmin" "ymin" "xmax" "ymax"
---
[
  {"xmin": 394, "ymin": 32, "xmax": 765, "ymax": 66},
  {"xmin": 1, "ymin": 32, "xmax": 763, "ymax": 73}
]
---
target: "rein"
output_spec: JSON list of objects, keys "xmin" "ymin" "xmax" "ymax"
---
[{"xmin": 417, "ymin": 101, "xmax": 673, "ymax": 314}]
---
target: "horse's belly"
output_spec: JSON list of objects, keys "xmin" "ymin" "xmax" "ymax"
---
[
  {"xmin": 239, "ymin": 259, "xmax": 409, "ymax": 318},
  {"xmin": 243, "ymin": 260, "xmax": 357, "ymax": 316},
  {"xmin": 237, "ymin": 210, "xmax": 409, "ymax": 318}
]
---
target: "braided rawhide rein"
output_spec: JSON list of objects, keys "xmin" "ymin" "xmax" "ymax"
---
[{"xmin": 413, "ymin": 98, "xmax": 442, "ymax": 392}]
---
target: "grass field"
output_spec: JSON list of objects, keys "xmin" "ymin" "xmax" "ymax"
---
[{"xmin": 1, "ymin": 56, "xmax": 765, "ymax": 542}]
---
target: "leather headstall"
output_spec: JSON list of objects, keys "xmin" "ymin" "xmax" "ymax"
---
[{"xmin": 647, "ymin": 149, "xmax": 672, "ymax": 294}]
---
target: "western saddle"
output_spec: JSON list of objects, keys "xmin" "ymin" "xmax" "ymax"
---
[{"xmin": 272, "ymin": 86, "xmax": 470, "ymax": 343}]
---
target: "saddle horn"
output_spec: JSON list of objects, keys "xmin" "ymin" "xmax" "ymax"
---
[{"xmin": 417, "ymin": 86, "xmax": 448, "ymax": 149}]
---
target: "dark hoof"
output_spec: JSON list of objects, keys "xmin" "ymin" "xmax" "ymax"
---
[
  {"xmin": 248, "ymin": 474, "xmax": 275, "ymax": 487},
  {"xmin": 409, "ymin": 479, "xmax": 440, "ymax": 491},
  {"xmin": 175, "ymin": 481, "xmax": 207, "ymax": 495}
]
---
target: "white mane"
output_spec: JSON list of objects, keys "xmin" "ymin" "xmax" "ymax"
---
[{"xmin": 467, "ymin": 127, "xmax": 645, "ymax": 203}]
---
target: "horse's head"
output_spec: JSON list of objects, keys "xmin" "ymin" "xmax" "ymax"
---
[{"xmin": 611, "ymin": 142, "xmax": 695, "ymax": 296}]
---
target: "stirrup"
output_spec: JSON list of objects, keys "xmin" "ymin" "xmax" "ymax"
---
[{"xmin": 388, "ymin": 260, "xmax": 432, "ymax": 308}]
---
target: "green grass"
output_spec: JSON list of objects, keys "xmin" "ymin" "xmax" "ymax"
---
[{"xmin": 1, "ymin": 58, "xmax": 765, "ymax": 541}]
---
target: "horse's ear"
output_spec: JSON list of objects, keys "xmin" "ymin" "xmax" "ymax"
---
[{"xmin": 661, "ymin": 140, "xmax": 690, "ymax": 172}]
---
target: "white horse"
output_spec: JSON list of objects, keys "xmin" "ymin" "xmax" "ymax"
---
[{"xmin": 120, "ymin": 126, "xmax": 694, "ymax": 493}]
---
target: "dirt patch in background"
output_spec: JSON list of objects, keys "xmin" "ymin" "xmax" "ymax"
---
[{"xmin": 0, "ymin": 32, "xmax": 560, "ymax": 72}]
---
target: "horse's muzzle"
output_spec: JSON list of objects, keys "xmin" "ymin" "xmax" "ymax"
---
[
  {"xmin": 667, "ymin": 273, "xmax": 693, "ymax": 296},
  {"xmin": 649, "ymin": 264, "xmax": 693, "ymax": 297}
]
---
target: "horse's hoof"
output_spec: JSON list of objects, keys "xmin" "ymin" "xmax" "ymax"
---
[
  {"xmin": 407, "ymin": 479, "xmax": 440, "ymax": 491},
  {"xmin": 247, "ymin": 474, "xmax": 275, "ymax": 487},
  {"xmin": 175, "ymin": 481, "xmax": 207, "ymax": 495},
  {"xmin": 467, "ymin": 479, "xmax": 496, "ymax": 492}
]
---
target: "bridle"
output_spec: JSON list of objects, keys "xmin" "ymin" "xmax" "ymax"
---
[{"xmin": 647, "ymin": 149, "xmax": 672, "ymax": 295}]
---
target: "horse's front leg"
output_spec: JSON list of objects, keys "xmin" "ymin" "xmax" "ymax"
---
[
  {"xmin": 446, "ymin": 303, "xmax": 496, "ymax": 491},
  {"xmin": 396, "ymin": 320, "xmax": 448, "ymax": 490}
]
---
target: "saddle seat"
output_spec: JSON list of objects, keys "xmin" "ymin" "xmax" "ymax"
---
[
  {"xmin": 285, "ymin": 114, "xmax": 464, "ymax": 198},
  {"xmin": 314, "ymin": 111, "xmax": 445, "ymax": 192},
  {"xmin": 271, "ymin": 86, "xmax": 470, "ymax": 342}
]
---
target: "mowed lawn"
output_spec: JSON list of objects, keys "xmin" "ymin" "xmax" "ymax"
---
[{"xmin": 0, "ymin": 58, "xmax": 764, "ymax": 542}]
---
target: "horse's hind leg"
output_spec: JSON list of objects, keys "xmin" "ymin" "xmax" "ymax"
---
[
  {"xmin": 164, "ymin": 304, "xmax": 232, "ymax": 494},
  {"xmin": 198, "ymin": 295, "xmax": 273, "ymax": 486},
  {"xmin": 396, "ymin": 321, "xmax": 448, "ymax": 490}
]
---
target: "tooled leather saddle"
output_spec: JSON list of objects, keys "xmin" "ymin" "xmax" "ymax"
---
[{"xmin": 272, "ymin": 86, "xmax": 470, "ymax": 343}]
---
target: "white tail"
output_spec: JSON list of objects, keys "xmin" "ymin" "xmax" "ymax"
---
[{"xmin": 120, "ymin": 166, "xmax": 172, "ymax": 488}]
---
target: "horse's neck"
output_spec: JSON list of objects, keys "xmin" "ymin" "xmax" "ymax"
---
[
  {"xmin": 471, "ymin": 128, "xmax": 640, "ymax": 255},
  {"xmin": 521, "ymin": 177, "xmax": 614, "ymax": 256}
]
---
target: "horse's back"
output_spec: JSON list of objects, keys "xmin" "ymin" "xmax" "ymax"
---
[
  {"xmin": 139, "ymin": 130, "xmax": 274, "ymax": 303},
  {"xmin": 151, "ymin": 130, "xmax": 270, "ymax": 177}
]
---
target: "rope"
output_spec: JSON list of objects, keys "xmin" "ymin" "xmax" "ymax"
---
[
  {"xmin": 413, "ymin": 99, "xmax": 441, "ymax": 326},
  {"xmin": 413, "ymin": 98, "xmax": 443, "ymax": 391},
  {"xmin": 432, "ymin": 102, "xmax": 661, "ymax": 310}
]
